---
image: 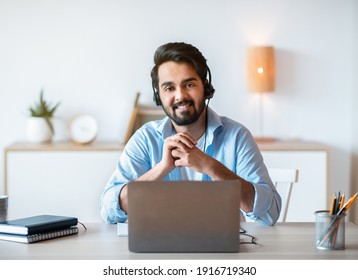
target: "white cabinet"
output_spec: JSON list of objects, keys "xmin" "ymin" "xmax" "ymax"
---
[
  {"xmin": 258, "ymin": 140, "xmax": 328, "ymax": 222},
  {"xmin": 4, "ymin": 140, "xmax": 328, "ymax": 223},
  {"xmin": 4, "ymin": 142, "xmax": 122, "ymax": 222}
]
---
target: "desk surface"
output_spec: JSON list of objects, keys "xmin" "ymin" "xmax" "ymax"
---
[{"xmin": 1, "ymin": 222, "xmax": 357, "ymax": 260}]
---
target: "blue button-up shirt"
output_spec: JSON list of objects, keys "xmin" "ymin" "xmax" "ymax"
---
[{"xmin": 100, "ymin": 108, "xmax": 281, "ymax": 226}]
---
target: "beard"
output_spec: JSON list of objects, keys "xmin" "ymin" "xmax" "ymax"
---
[{"xmin": 162, "ymin": 99, "xmax": 206, "ymax": 126}]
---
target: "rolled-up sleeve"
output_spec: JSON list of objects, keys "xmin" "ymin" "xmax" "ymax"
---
[
  {"xmin": 100, "ymin": 172, "xmax": 128, "ymax": 223},
  {"xmin": 100, "ymin": 129, "xmax": 153, "ymax": 223},
  {"xmin": 244, "ymin": 182, "xmax": 281, "ymax": 225},
  {"xmin": 235, "ymin": 132, "xmax": 282, "ymax": 225}
]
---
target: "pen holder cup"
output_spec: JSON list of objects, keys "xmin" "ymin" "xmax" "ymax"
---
[
  {"xmin": 314, "ymin": 210, "xmax": 346, "ymax": 250},
  {"xmin": 0, "ymin": 195, "xmax": 8, "ymax": 222}
]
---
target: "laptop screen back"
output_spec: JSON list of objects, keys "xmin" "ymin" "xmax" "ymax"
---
[{"xmin": 128, "ymin": 180, "xmax": 241, "ymax": 253}]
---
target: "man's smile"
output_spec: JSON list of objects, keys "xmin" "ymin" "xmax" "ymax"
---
[{"xmin": 173, "ymin": 100, "xmax": 194, "ymax": 111}]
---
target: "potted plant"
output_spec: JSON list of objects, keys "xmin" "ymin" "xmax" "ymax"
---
[{"xmin": 27, "ymin": 89, "xmax": 61, "ymax": 143}]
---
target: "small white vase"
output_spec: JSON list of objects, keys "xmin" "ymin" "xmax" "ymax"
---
[{"xmin": 26, "ymin": 117, "xmax": 53, "ymax": 143}]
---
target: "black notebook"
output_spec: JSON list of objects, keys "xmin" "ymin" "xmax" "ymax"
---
[
  {"xmin": 0, "ymin": 226, "xmax": 79, "ymax": 243},
  {"xmin": 0, "ymin": 215, "xmax": 78, "ymax": 235}
]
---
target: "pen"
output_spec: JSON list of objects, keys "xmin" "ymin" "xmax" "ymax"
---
[
  {"xmin": 330, "ymin": 191, "xmax": 340, "ymax": 245},
  {"xmin": 335, "ymin": 191, "xmax": 341, "ymax": 214}
]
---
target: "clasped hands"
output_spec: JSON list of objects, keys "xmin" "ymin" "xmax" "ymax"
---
[{"xmin": 162, "ymin": 132, "xmax": 209, "ymax": 174}]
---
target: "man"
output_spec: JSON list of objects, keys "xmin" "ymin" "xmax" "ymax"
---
[{"xmin": 100, "ymin": 42, "xmax": 281, "ymax": 226}]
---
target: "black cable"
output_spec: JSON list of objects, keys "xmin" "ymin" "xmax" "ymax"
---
[
  {"xmin": 203, "ymin": 98, "xmax": 210, "ymax": 153},
  {"xmin": 240, "ymin": 227, "xmax": 258, "ymax": 245},
  {"xmin": 78, "ymin": 221, "xmax": 87, "ymax": 231}
]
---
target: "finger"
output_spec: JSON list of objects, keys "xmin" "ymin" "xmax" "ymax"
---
[
  {"xmin": 178, "ymin": 132, "xmax": 197, "ymax": 145},
  {"xmin": 166, "ymin": 138, "xmax": 191, "ymax": 152},
  {"xmin": 173, "ymin": 154, "xmax": 188, "ymax": 167},
  {"xmin": 174, "ymin": 134, "xmax": 196, "ymax": 148},
  {"xmin": 174, "ymin": 158, "xmax": 184, "ymax": 167},
  {"xmin": 171, "ymin": 148, "xmax": 184, "ymax": 159}
]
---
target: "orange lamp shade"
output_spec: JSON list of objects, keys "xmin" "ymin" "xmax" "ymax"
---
[{"xmin": 247, "ymin": 46, "xmax": 275, "ymax": 92}]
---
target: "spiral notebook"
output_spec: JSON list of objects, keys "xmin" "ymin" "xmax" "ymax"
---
[{"xmin": 0, "ymin": 226, "xmax": 79, "ymax": 243}]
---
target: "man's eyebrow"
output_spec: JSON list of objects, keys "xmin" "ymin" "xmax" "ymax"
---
[
  {"xmin": 182, "ymin": 77, "xmax": 198, "ymax": 84},
  {"xmin": 160, "ymin": 81, "xmax": 174, "ymax": 88},
  {"xmin": 160, "ymin": 77, "xmax": 199, "ymax": 88}
]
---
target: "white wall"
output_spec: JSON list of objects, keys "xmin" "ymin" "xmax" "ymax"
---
[
  {"xmin": 351, "ymin": 0, "xmax": 358, "ymax": 224},
  {"xmin": 0, "ymin": 0, "xmax": 356, "ymax": 222}
]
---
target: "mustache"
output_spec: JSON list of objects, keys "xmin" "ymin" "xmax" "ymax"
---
[{"xmin": 172, "ymin": 100, "xmax": 194, "ymax": 109}]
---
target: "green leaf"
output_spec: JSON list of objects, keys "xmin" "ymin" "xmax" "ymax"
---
[
  {"xmin": 28, "ymin": 89, "xmax": 61, "ymax": 134},
  {"xmin": 44, "ymin": 117, "xmax": 54, "ymax": 135}
]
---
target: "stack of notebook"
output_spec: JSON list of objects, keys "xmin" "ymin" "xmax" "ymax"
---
[{"xmin": 0, "ymin": 215, "xmax": 79, "ymax": 243}]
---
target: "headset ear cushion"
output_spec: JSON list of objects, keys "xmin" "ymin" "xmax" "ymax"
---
[
  {"xmin": 153, "ymin": 91, "xmax": 162, "ymax": 106},
  {"xmin": 204, "ymin": 84, "xmax": 215, "ymax": 99}
]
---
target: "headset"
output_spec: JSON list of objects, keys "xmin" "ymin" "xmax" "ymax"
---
[{"xmin": 152, "ymin": 66, "xmax": 215, "ymax": 106}]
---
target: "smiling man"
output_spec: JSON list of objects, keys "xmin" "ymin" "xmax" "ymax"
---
[{"xmin": 100, "ymin": 42, "xmax": 281, "ymax": 226}]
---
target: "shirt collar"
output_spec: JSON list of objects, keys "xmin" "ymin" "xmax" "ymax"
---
[
  {"xmin": 156, "ymin": 115, "xmax": 172, "ymax": 139},
  {"xmin": 205, "ymin": 107, "xmax": 223, "ymax": 145}
]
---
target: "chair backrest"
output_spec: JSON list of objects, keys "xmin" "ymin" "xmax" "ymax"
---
[{"xmin": 268, "ymin": 168, "xmax": 299, "ymax": 222}]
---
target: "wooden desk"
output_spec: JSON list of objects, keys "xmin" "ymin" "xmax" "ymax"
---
[{"xmin": 1, "ymin": 222, "xmax": 357, "ymax": 260}]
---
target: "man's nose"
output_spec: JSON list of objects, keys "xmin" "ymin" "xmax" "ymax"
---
[{"xmin": 175, "ymin": 87, "xmax": 189, "ymax": 101}]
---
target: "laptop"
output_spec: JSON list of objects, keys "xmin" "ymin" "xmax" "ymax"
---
[{"xmin": 127, "ymin": 180, "xmax": 241, "ymax": 253}]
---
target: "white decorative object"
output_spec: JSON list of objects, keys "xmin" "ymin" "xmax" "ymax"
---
[
  {"xmin": 26, "ymin": 117, "xmax": 53, "ymax": 143},
  {"xmin": 68, "ymin": 114, "xmax": 98, "ymax": 144}
]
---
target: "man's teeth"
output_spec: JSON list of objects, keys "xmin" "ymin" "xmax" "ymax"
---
[{"xmin": 178, "ymin": 104, "xmax": 190, "ymax": 108}]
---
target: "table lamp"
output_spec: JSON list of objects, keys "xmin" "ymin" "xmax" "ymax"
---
[{"xmin": 247, "ymin": 46, "xmax": 275, "ymax": 142}]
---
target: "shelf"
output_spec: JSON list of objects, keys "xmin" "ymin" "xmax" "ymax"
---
[
  {"xmin": 256, "ymin": 139, "xmax": 328, "ymax": 151},
  {"xmin": 4, "ymin": 141, "xmax": 124, "ymax": 152}
]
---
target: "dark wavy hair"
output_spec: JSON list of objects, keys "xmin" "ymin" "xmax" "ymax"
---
[{"xmin": 150, "ymin": 42, "xmax": 209, "ymax": 92}]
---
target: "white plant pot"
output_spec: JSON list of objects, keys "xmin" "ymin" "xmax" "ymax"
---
[{"xmin": 26, "ymin": 117, "xmax": 53, "ymax": 143}]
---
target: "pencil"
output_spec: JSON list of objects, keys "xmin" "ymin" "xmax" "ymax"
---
[
  {"xmin": 330, "ymin": 193, "xmax": 336, "ymax": 215},
  {"xmin": 339, "ymin": 194, "xmax": 345, "ymax": 211},
  {"xmin": 337, "ymin": 192, "xmax": 357, "ymax": 215}
]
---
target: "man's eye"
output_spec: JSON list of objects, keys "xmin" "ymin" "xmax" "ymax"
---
[
  {"xmin": 164, "ymin": 86, "xmax": 174, "ymax": 92},
  {"xmin": 186, "ymin": 83, "xmax": 195, "ymax": 88}
]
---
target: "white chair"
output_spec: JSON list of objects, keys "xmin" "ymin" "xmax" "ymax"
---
[{"xmin": 268, "ymin": 168, "xmax": 299, "ymax": 222}]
